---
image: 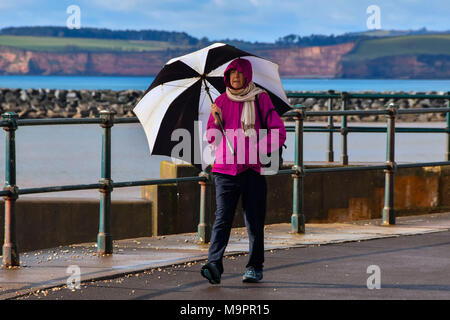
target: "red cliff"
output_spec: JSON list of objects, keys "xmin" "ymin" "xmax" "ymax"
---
[
  {"xmin": 0, "ymin": 43, "xmax": 355, "ymax": 77},
  {"xmin": 256, "ymin": 42, "xmax": 355, "ymax": 77},
  {"xmin": 2, "ymin": 42, "xmax": 450, "ymax": 78},
  {"xmin": 0, "ymin": 47, "xmax": 180, "ymax": 76}
]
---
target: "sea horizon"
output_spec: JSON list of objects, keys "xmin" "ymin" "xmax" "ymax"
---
[{"xmin": 1, "ymin": 75, "xmax": 450, "ymax": 92}]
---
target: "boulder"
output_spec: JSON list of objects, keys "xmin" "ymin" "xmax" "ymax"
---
[{"xmin": 55, "ymin": 89, "xmax": 67, "ymax": 100}]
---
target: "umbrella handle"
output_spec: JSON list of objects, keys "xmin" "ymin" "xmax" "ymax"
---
[
  {"xmin": 214, "ymin": 112, "xmax": 235, "ymax": 156},
  {"xmin": 204, "ymin": 79, "xmax": 235, "ymax": 156}
]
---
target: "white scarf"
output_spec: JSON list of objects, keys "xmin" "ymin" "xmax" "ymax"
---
[{"xmin": 226, "ymin": 81, "xmax": 266, "ymax": 137}]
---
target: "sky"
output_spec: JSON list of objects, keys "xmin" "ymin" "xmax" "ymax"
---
[{"xmin": 0, "ymin": 0, "xmax": 449, "ymax": 42}]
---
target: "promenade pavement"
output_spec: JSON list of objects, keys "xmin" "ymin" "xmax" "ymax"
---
[{"xmin": 1, "ymin": 212, "xmax": 450, "ymax": 300}]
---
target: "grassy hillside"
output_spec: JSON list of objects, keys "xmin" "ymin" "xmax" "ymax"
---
[
  {"xmin": 344, "ymin": 34, "xmax": 450, "ymax": 61},
  {"xmin": 0, "ymin": 35, "xmax": 191, "ymax": 52}
]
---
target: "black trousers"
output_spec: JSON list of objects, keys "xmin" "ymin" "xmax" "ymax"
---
[{"xmin": 208, "ymin": 169, "xmax": 267, "ymax": 273}]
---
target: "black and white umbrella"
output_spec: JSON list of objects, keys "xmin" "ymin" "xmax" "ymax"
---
[{"xmin": 134, "ymin": 42, "xmax": 291, "ymax": 171}]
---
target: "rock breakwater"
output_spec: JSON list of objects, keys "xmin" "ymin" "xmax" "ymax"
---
[{"xmin": 0, "ymin": 88, "xmax": 448, "ymax": 122}]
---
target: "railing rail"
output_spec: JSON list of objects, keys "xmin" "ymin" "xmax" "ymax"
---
[
  {"xmin": 286, "ymin": 92, "xmax": 450, "ymax": 100},
  {"xmin": 285, "ymin": 90, "xmax": 450, "ymax": 163},
  {"xmin": 1, "ymin": 90, "xmax": 450, "ymax": 267}
]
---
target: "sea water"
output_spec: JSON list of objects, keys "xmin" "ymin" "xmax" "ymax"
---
[{"xmin": 1, "ymin": 75, "xmax": 450, "ymax": 92}]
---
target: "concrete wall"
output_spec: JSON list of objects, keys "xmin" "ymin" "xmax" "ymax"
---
[
  {"xmin": 0, "ymin": 198, "xmax": 152, "ymax": 252},
  {"xmin": 143, "ymin": 161, "xmax": 450, "ymax": 235}
]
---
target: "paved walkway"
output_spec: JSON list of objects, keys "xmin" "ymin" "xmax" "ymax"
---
[{"xmin": 1, "ymin": 212, "xmax": 450, "ymax": 300}]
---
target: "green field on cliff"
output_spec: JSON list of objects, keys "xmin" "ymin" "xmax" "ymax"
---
[
  {"xmin": 0, "ymin": 35, "xmax": 190, "ymax": 52},
  {"xmin": 344, "ymin": 34, "xmax": 450, "ymax": 60}
]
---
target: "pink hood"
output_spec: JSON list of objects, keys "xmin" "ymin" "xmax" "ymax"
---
[{"xmin": 224, "ymin": 58, "xmax": 253, "ymax": 89}]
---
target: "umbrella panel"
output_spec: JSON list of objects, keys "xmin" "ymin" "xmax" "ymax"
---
[
  {"xmin": 146, "ymin": 60, "xmax": 199, "ymax": 94},
  {"xmin": 204, "ymin": 45, "xmax": 256, "ymax": 75}
]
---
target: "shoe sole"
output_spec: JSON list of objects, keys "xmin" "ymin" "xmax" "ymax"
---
[
  {"xmin": 242, "ymin": 276, "xmax": 263, "ymax": 283},
  {"xmin": 201, "ymin": 266, "xmax": 220, "ymax": 284}
]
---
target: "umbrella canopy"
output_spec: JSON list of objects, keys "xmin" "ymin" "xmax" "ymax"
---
[{"xmin": 134, "ymin": 42, "xmax": 291, "ymax": 170}]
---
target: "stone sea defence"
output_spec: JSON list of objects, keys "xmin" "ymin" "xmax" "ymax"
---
[
  {"xmin": 0, "ymin": 88, "xmax": 448, "ymax": 122},
  {"xmin": 288, "ymin": 91, "xmax": 449, "ymax": 122}
]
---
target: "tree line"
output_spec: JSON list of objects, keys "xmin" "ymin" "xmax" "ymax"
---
[
  {"xmin": 0, "ymin": 26, "xmax": 202, "ymax": 45},
  {"xmin": 2, "ymin": 26, "xmax": 444, "ymax": 49}
]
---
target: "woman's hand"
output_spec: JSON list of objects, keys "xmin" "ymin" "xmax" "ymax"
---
[{"xmin": 211, "ymin": 103, "xmax": 222, "ymax": 125}]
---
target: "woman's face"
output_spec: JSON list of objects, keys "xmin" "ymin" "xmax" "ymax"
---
[{"xmin": 229, "ymin": 69, "xmax": 246, "ymax": 90}]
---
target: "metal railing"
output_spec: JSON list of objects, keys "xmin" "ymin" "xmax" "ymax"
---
[
  {"xmin": 0, "ymin": 111, "xmax": 208, "ymax": 267},
  {"xmin": 283, "ymin": 89, "xmax": 450, "ymax": 232},
  {"xmin": 286, "ymin": 91, "xmax": 450, "ymax": 163},
  {"xmin": 1, "ymin": 91, "xmax": 450, "ymax": 268}
]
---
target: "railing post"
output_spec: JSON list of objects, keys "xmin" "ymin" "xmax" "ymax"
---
[
  {"xmin": 446, "ymin": 92, "xmax": 450, "ymax": 161},
  {"xmin": 197, "ymin": 171, "xmax": 211, "ymax": 244},
  {"xmin": 97, "ymin": 110, "xmax": 115, "ymax": 254},
  {"xmin": 382, "ymin": 103, "xmax": 397, "ymax": 226},
  {"xmin": 341, "ymin": 92, "xmax": 349, "ymax": 165},
  {"xmin": 291, "ymin": 108, "xmax": 305, "ymax": 234},
  {"xmin": 327, "ymin": 90, "xmax": 335, "ymax": 162},
  {"xmin": 2, "ymin": 112, "xmax": 20, "ymax": 267}
]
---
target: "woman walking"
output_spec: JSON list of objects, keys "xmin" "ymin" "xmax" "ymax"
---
[{"xmin": 201, "ymin": 58, "xmax": 286, "ymax": 284}]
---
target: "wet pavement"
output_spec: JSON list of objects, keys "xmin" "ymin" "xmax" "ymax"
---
[{"xmin": 1, "ymin": 212, "xmax": 450, "ymax": 300}]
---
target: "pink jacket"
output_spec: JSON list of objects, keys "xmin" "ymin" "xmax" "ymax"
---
[{"xmin": 206, "ymin": 58, "xmax": 286, "ymax": 176}]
